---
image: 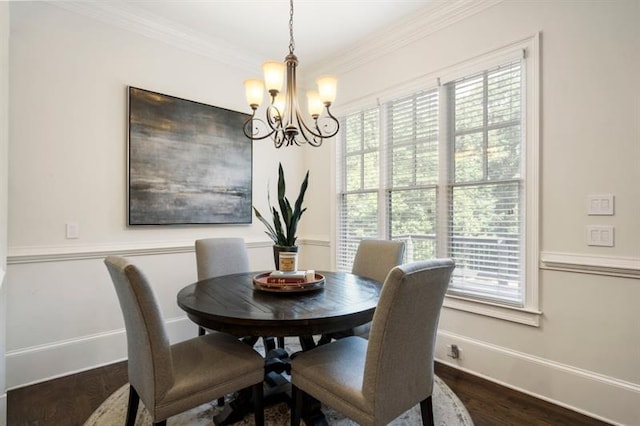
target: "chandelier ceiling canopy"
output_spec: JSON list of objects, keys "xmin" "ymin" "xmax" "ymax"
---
[{"xmin": 243, "ymin": 0, "xmax": 339, "ymax": 148}]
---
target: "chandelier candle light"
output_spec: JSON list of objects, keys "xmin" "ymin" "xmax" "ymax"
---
[{"xmin": 243, "ymin": 0, "xmax": 339, "ymax": 147}]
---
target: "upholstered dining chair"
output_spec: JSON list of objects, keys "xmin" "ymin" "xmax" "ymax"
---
[
  {"xmin": 195, "ymin": 238, "xmax": 250, "ymax": 336},
  {"xmin": 351, "ymin": 239, "xmax": 406, "ymax": 283},
  {"xmin": 290, "ymin": 258, "xmax": 455, "ymax": 426},
  {"xmin": 195, "ymin": 237, "xmax": 283, "ymax": 343},
  {"xmin": 319, "ymin": 239, "xmax": 405, "ymax": 343},
  {"xmin": 195, "ymin": 237, "xmax": 250, "ymax": 283},
  {"xmin": 104, "ymin": 256, "xmax": 265, "ymax": 426},
  {"xmin": 350, "ymin": 239, "xmax": 406, "ymax": 338}
]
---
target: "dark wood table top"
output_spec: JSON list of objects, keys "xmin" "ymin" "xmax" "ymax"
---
[{"xmin": 177, "ymin": 271, "xmax": 382, "ymax": 338}]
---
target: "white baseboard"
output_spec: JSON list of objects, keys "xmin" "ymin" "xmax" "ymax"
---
[
  {"xmin": 5, "ymin": 316, "xmax": 195, "ymax": 390},
  {"xmin": 6, "ymin": 315, "xmax": 640, "ymax": 425},
  {"xmin": 0, "ymin": 393, "xmax": 6, "ymax": 426},
  {"xmin": 435, "ymin": 330, "xmax": 640, "ymax": 426}
]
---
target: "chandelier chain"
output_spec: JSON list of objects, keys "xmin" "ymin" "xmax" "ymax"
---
[{"xmin": 288, "ymin": 0, "xmax": 295, "ymax": 54}]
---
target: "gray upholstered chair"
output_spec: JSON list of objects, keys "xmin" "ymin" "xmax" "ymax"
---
[
  {"xmin": 319, "ymin": 239, "xmax": 406, "ymax": 343},
  {"xmin": 195, "ymin": 238, "xmax": 250, "ymax": 336},
  {"xmin": 104, "ymin": 256, "xmax": 265, "ymax": 426},
  {"xmin": 350, "ymin": 239, "xmax": 406, "ymax": 338},
  {"xmin": 351, "ymin": 239, "xmax": 406, "ymax": 283},
  {"xmin": 195, "ymin": 237, "xmax": 250, "ymax": 282},
  {"xmin": 290, "ymin": 258, "xmax": 455, "ymax": 426},
  {"xmin": 195, "ymin": 237, "xmax": 285, "ymax": 347}
]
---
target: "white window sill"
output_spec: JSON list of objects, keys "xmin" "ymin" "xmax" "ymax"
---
[{"xmin": 443, "ymin": 294, "xmax": 541, "ymax": 327}]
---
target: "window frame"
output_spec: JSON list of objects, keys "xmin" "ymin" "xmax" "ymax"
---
[{"xmin": 336, "ymin": 34, "xmax": 540, "ymax": 326}]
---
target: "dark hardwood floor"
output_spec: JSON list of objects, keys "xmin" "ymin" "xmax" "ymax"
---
[
  {"xmin": 434, "ymin": 363, "xmax": 610, "ymax": 426},
  {"xmin": 7, "ymin": 361, "xmax": 128, "ymax": 426},
  {"xmin": 7, "ymin": 359, "xmax": 610, "ymax": 426}
]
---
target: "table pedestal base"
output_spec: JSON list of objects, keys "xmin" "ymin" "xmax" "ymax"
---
[{"xmin": 212, "ymin": 336, "xmax": 328, "ymax": 426}]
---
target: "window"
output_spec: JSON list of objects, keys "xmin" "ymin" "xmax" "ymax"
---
[
  {"xmin": 337, "ymin": 108, "xmax": 380, "ymax": 272},
  {"xmin": 446, "ymin": 60, "xmax": 523, "ymax": 306},
  {"xmin": 337, "ymin": 37, "xmax": 540, "ymax": 325},
  {"xmin": 388, "ymin": 90, "xmax": 440, "ymax": 264}
]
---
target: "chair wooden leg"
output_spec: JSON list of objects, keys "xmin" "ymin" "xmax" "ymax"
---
[
  {"xmin": 290, "ymin": 384, "xmax": 303, "ymax": 426},
  {"xmin": 420, "ymin": 395, "xmax": 434, "ymax": 426},
  {"xmin": 252, "ymin": 382, "xmax": 264, "ymax": 426},
  {"xmin": 125, "ymin": 385, "xmax": 140, "ymax": 426},
  {"xmin": 277, "ymin": 336, "xmax": 285, "ymax": 348}
]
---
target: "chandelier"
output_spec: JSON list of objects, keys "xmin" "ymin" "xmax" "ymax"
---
[{"xmin": 242, "ymin": 0, "xmax": 339, "ymax": 148}]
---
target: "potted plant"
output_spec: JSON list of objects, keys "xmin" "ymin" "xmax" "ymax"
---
[{"xmin": 253, "ymin": 162, "xmax": 309, "ymax": 269}]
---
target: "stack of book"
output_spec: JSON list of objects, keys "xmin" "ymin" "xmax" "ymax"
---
[
  {"xmin": 252, "ymin": 270, "xmax": 324, "ymax": 293},
  {"xmin": 266, "ymin": 270, "xmax": 312, "ymax": 284}
]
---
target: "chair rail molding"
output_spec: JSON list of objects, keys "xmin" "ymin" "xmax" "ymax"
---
[
  {"xmin": 6, "ymin": 239, "xmax": 333, "ymax": 265},
  {"xmin": 540, "ymin": 251, "xmax": 640, "ymax": 279},
  {"xmin": 6, "ymin": 240, "xmax": 276, "ymax": 265}
]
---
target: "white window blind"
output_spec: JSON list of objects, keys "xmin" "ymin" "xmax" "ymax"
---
[
  {"xmin": 337, "ymin": 108, "xmax": 380, "ymax": 271},
  {"xmin": 387, "ymin": 90, "xmax": 439, "ymax": 263},
  {"xmin": 445, "ymin": 60, "xmax": 524, "ymax": 306}
]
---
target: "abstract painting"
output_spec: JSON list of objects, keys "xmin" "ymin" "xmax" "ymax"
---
[{"xmin": 128, "ymin": 87, "xmax": 252, "ymax": 225}]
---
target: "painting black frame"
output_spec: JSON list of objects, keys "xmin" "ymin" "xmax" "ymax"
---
[{"xmin": 127, "ymin": 86, "xmax": 252, "ymax": 225}]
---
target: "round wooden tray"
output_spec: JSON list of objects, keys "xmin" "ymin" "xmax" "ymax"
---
[{"xmin": 252, "ymin": 272, "xmax": 325, "ymax": 293}]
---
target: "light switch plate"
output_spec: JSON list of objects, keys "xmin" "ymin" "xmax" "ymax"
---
[
  {"xmin": 587, "ymin": 194, "xmax": 614, "ymax": 215},
  {"xmin": 586, "ymin": 225, "xmax": 614, "ymax": 247},
  {"xmin": 65, "ymin": 222, "xmax": 79, "ymax": 239}
]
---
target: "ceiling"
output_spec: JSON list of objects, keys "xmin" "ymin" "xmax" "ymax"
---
[
  {"xmin": 124, "ymin": 0, "xmax": 434, "ymax": 64},
  {"xmin": 54, "ymin": 0, "xmax": 500, "ymax": 77},
  {"xmin": 67, "ymin": 0, "xmax": 437, "ymax": 68}
]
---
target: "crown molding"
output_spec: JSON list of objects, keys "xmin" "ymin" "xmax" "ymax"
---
[
  {"xmin": 51, "ymin": 1, "xmax": 260, "ymax": 73},
  {"xmin": 312, "ymin": 0, "xmax": 505, "ymax": 74},
  {"xmin": 51, "ymin": 0, "xmax": 502, "ymax": 76}
]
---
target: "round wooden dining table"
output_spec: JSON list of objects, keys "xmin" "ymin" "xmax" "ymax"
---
[
  {"xmin": 177, "ymin": 270, "xmax": 382, "ymax": 344},
  {"xmin": 176, "ymin": 270, "xmax": 382, "ymax": 426}
]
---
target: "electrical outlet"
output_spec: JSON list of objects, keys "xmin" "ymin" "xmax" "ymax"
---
[{"xmin": 446, "ymin": 344, "xmax": 462, "ymax": 360}]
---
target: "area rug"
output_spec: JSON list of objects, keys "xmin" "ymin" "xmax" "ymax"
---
[{"xmin": 85, "ymin": 340, "xmax": 474, "ymax": 425}]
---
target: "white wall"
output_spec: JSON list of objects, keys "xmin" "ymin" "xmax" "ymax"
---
[
  {"xmin": 0, "ymin": 2, "xmax": 7, "ymax": 268},
  {"xmin": 0, "ymin": 2, "xmax": 9, "ymax": 423},
  {"xmin": 4, "ymin": 1, "xmax": 313, "ymax": 384},
  {"xmin": 9, "ymin": 2, "xmax": 265, "ymax": 251},
  {"xmin": 326, "ymin": 1, "xmax": 639, "ymax": 424},
  {"xmin": 5, "ymin": 1, "xmax": 640, "ymax": 425}
]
